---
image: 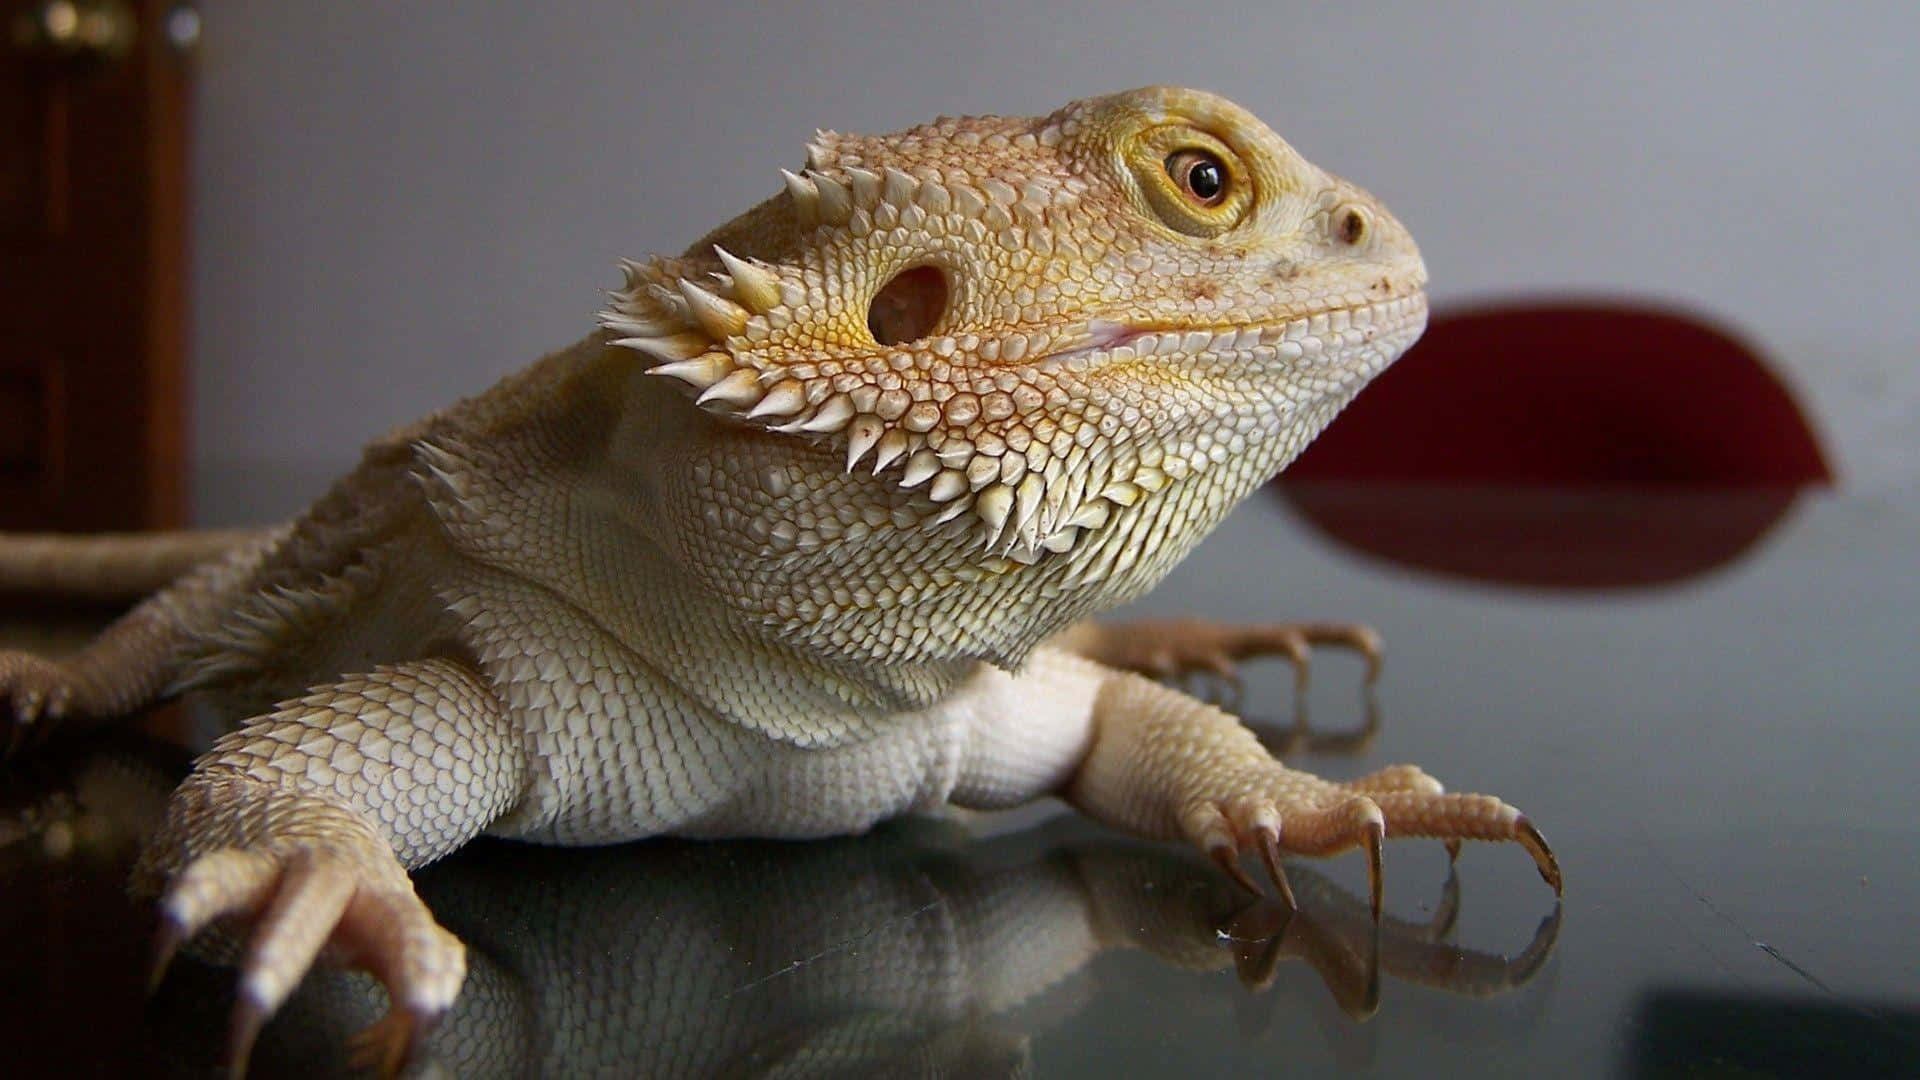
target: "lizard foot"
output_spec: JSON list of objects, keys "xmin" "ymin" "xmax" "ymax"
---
[
  {"xmin": 1180, "ymin": 761, "xmax": 1560, "ymax": 920},
  {"xmin": 0, "ymin": 650, "xmax": 79, "ymax": 756},
  {"xmin": 1074, "ymin": 617, "xmax": 1383, "ymax": 694},
  {"xmin": 149, "ymin": 842, "xmax": 464, "ymax": 1077}
]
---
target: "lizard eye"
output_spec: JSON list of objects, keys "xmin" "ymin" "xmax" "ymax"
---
[
  {"xmin": 1166, "ymin": 150, "xmax": 1228, "ymax": 207},
  {"xmin": 1127, "ymin": 127, "xmax": 1249, "ymax": 237}
]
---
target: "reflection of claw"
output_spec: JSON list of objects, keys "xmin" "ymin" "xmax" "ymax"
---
[
  {"xmin": 1209, "ymin": 839, "xmax": 1264, "ymax": 896},
  {"xmin": 1225, "ymin": 905, "xmax": 1296, "ymax": 993},
  {"xmin": 148, "ymin": 910, "xmax": 191, "ymax": 996},
  {"xmin": 1430, "ymin": 866, "xmax": 1461, "ymax": 941},
  {"xmin": 348, "ymin": 1004, "xmax": 439, "ymax": 1079},
  {"xmin": 1221, "ymin": 889, "xmax": 1382, "ymax": 1018},
  {"xmin": 1217, "ymin": 857, "xmax": 1559, "ymax": 1019},
  {"xmin": 1378, "ymin": 899, "xmax": 1564, "ymax": 999}
]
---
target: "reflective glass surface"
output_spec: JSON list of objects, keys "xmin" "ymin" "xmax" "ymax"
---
[{"xmin": 3, "ymin": 488, "xmax": 1915, "ymax": 1076}]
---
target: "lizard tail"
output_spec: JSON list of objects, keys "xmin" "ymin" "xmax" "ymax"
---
[{"xmin": 0, "ymin": 528, "xmax": 276, "ymax": 603}]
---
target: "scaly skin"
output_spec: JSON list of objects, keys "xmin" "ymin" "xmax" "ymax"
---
[{"xmin": 0, "ymin": 86, "xmax": 1558, "ymax": 1070}]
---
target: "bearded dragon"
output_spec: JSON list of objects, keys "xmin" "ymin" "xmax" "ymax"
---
[{"xmin": 0, "ymin": 86, "xmax": 1558, "ymax": 1071}]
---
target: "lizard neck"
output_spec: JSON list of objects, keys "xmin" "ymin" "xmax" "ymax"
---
[
  {"xmin": 424, "ymin": 334, "xmax": 1358, "ymax": 736},
  {"xmin": 654, "ymin": 362, "xmax": 1338, "ymax": 678}
]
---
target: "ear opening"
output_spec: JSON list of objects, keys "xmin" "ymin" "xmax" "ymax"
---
[{"xmin": 867, "ymin": 266, "xmax": 949, "ymax": 346}]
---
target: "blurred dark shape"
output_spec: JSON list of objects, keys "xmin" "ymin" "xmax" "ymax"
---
[
  {"xmin": 1626, "ymin": 989, "xmax": 1920, "ymax": 1077},
  {"xmin": 1279, "ymin": 302, "xmax": 1833, "ymax": 588}
]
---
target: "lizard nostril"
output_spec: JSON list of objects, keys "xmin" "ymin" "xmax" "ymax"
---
[
  {"xmin": 868, "ymin": 266, "xmax": 949, "ymax": 346},
  {"xmin": 1336, "ymin": 206, "xmax": 1369, "ymax": 247}
]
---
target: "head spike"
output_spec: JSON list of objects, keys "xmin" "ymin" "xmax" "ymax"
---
[
  {"xmin": 612, "ymin": 331, "xmax": 710, "ymax": 363},
  {"xmin": 1013, "ymin": 474, "xmax": 1046, "ymax": 548},
  {"xmin": 678, "ymin": 279, "xmax": 750, "ymax": 340},
  {"xmin": 931, "ymin": 495, "xmax": 974, "ymax": 526},
  {"xmin": 845, "ymin": 415, "xmax": 885, "ymax": 471},
  {"xmin": 900, "ymin": 449, "xmax": 941, "ymax": 488},
  {"xmin": 614, "ymin": 262, "xmax": 657, "ymax": 299},
  {"xmin": 810, "ymin": 171, "xmax": 852, "ymax": 223},
  {"xmin": 599, "ymin": 310, "xmax": 685, "ymax": 338},
  {"xmin": 845, "ymin": 167, "xmax": 882, "ymax": 206},
  {"xmin": 781, "ymin": 169, "xmax": 820, "ymax": 225},
  {"xmin": 915, "ymin": 180, "xmax": 953, "ymax": 214},
  {"xmin": 952, "ymin": 184, "xmax": 987, "ymax": 217},
  {"xmin": 745, "ymin": 379, "xmax": 807, "ymax": 419},
  {"xmin": 929, "ymin": 470, "xmax": 968, "ymax": 503},
  {"xmin": 713, "ymin": 246, "xmax": 781, "ymax": 314},
  {"xmin": 1064, "ymin": 501, "xmax": 1111, "ymax": 530},
  {"xmin": 801, "ymin": 393, "xmax": 855, "ymax": 433},
  {"xmin": 975, "ymin": 483, "xmax": 1014, "ymax": 537},
  {"xmin": 881, "ymin": 167, "xmax": 917, "ymax": 206},
  {"xmin": 641, "ymin": 281, "xmax": 691, "ymax": 321},
  {"xmin": 697, "ymin": 367, "xmax": 763, "ymax": 407},
  {"xmin": 872, "ymin": 429, "xmax": 910, "ymax": 474},
  {"xmin": 965, "ymin": 455, "xmax": 1000, "ymax": 491},
  {"xmin": 644, "ymin": 352, "xmax": 732, "ymax": 391}
]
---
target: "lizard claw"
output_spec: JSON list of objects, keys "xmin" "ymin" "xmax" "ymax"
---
[
  {"xmin": 1254, "ymin": 827, "xmax": 1298, "ymax": 911},
  {"xmin": 1189, "ymin": 800, "xmax": 1301, "ymax": 904},
  {"xmin": 1515, "ymin": 817, "xmax": 1563, "ymax": 894},
  {"xmin": 1180, "ymin": 759, "xmax": 1559, "ymax": 921},
  {"xmin": 1362, "ymin": 816, "xmax": 1385, "ymax": 921},
  {"xmin": 228, "ymin": 990, "xmax": 272, "ymax": 1079},
  {"xmin": 150, "ymin": 842, "xmax": 465, "ymax": 1076},
  {"xmin": 148, "ymin": 908, "xmax": 192, "ymax": 995},
  {"xmin": 0, "ymin": 651, "xmax": 80, "ymax": 757}
]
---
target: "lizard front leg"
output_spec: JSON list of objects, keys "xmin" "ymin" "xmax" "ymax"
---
[
  {"xmin": 1064, "ymin": 666, "xmax": 1560, "ymax": 916},
  {"xmin": 0, "ymin": 604, "xmax": 182, "ymax": 753},
  {"xmin": 2, "ymin": 528, "xmax": 280, "ymax": 753},
  {"xmin": 136, "ymin": 656, "xmax": 525, "ymax": 1075}
]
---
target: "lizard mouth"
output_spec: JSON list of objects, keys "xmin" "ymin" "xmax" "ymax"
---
[{"xmin": 1047, "ymin": 291, "xmax": 1430, "ymax": 371}]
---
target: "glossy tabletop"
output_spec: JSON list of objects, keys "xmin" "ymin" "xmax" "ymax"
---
[{"xmin": 3, "ymin": 486, "xmax": 1916, "ymax": 1076}]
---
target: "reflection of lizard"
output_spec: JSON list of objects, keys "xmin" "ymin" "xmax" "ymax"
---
[
  {"xmin": 0, "ymin": 87, "xmax": 1557, "ymax": 1069},
  {"xmin": 149, "ymin": 825, "xmax": 1552, "ymax": 1076}
]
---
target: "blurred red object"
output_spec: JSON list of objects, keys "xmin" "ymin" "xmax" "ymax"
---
[{"xmin": 1278, "ymin": 302, "xmax": 1832, "ymax": 588}]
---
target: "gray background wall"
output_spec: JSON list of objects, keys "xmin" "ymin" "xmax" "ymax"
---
[{"xmin": 188, "ymin": 2, "xmax": 1916, "ymax": 523}]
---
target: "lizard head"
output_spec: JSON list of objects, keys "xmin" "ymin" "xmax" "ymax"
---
[{"xmin": 602, "ymin": 87, "xmax": 1426, "ymax": 661}]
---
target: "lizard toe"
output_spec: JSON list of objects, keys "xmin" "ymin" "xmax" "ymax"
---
[
  {"xmin": 152, "ymin": 842, "xmax": 465, "ymax": 1076},
  {"xmin": 1366, "ymin": 791, "xmax": 1563, "ymax": 896},
  {"xmin": 0, "ymin": 651, "xmax": 79, "ymax": 755},
  {"xmin": 1341, "ymin": 763, "xmax": 1445, "ymax": 796}
]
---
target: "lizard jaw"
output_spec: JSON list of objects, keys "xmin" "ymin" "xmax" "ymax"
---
[
  {"xmin": 954, "ymin": 290, "xmax": 1432, "ymax": 567},
  {"xmin": 1050, "ymin": 289, "xmax": 1430, "ymax": 377}
]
